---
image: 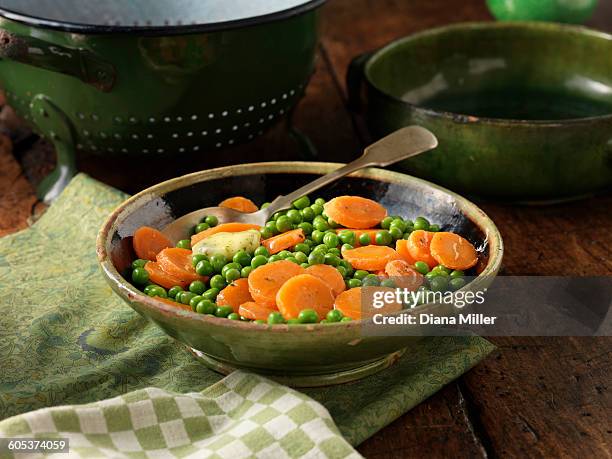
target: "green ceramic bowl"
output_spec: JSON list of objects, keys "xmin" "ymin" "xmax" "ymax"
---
[
  {"xmin": 97, "ymin": 162, "xmax": 503, "ymax": 386},
  {"xmin": 348, "ymin": 22, "xmax": 612, "ymax": 202}
]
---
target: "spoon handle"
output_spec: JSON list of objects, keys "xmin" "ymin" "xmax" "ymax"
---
[{"xmin": 264, "ymin": 126, "xmax": 438, "ymax": 216}]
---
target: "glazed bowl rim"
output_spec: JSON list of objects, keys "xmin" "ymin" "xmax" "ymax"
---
[
  {"xmin": 96, "ymin": 161, "xmax": 504, "ymax": 334},
  {"xmin": 363, "ymin": 21, "xmax": 612, "ymax": 127}
]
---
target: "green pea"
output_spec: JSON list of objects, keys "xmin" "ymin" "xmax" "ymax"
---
[
  {"xmin": 131, "ymin": 259, "xmax": 147, "ymax": 269},
  {"xmin": 340, "ymin": 317, "xmax": 352, "ymax": 322},
  {"xmin": 210, "ymin": 275, "xmax": 227, "ymax": 290},
  {"xmin": 261, "ymin": 202, "xmax": 271, "ymax": 209},
  {"xmin": 414, "ymin": 261, "xmax": 430, "ymax": 275},
  {"xmin": 285, "ymin": 256, "xmax": 299, "ymax": 264},
  {"xmin": 180, "ymin": 292, "xmax": 197, "ymax": 305},
  {"xmin": 314, "ymin": 197, "xmax": 326, "ymax": 206},
  {"xmin": 272, "ymin": 211, "xmax": 285, "ymax": 220},
  {"xmin": 195, "ymin": 222, "xmax": 210, "ymax": 233},
  {"xmin": 221, "ymin": 262, "xmax": 241, "ymax": 277},
  {"xmin": 308, "ymin": 251, "xmax": 325, "ymax": 265},
  {"xmin": 268, "ymin": 312, "xmax": 285, "ymax": 325},
  {"xmin": 431, "ymin": 268, "xmax": 449, "ymax": 277},
  {"xmin": 341, "ymin": 243, "xmax": 354, "ymax": 252},
  {"xmin": 265, "ymin": 221, "xmax": 278, "ymax": 235},
  {"xmin": 224, "ymin": 312, "xmax": 238, "ymax": 320},
  {"xmin": 147, "ymin": 285, "xmax": 167, "ymax": 298},
  {"xmin": 320, "ymin": 319, "xmax": 329, "ymax": 324},
  {"xmin": 260, "ymin": 228, "xmax": 273, "ymax": 239},
  {"xmin": 286, "ymin": 209, "xmax": 303, "ymax": 224},
  {"xmin": 196, "ymin": 260, "xmax": 214, "ymax": 276},
  {"xmin": 435, "ymin": 265, "xmax": 452, "ymax": 275},
  {"xmin": 241, "ymin": 266, "xmax": 253, "ymax": 278},
  {"xmin": 353, "ymin": 270, "xmax": 369, "ymax": 280},
  {"xmin": 358, "ymin": 233, "xmax": 371, "ymax": 245},
  {"xmin": 210, "ymin": 254, "xmax": 227, "ymax": 273},
  {"xmin": 326, "ymin": 309, "xmax": 344, "ymax": 322},
  {"xmin": 131, "ymin": 267, "xmax": 149, "ymax": 285},
  {"xmin": 375, "ymin": 230, "xmax": 392, "ymax": 246},
  {"xmin": 224, "ymin": 268, "xmax": 241, "ymax": 282},
  {"xmin": 402, "ymin": 232, "xmax": 412, "ymax": 240},
  {"xmin": 328, "ymin": 247, "xmax": 341, "ymax": 256},
  {"xmin": 254, "ymin": 319, "xmax": 266, "ymax": 324},
  {"xmin": 294, "ymin": 252, "xmax": 308, "ymax": 264},
  {"xmin": 251, "ymin": 255, "xmax": 268, "ymax": 269},
  {"xmin": 294, "ymin": 243, "xmax": 310, "ymax": 255},
  {"xmin": 390, "ymin": 218, "xmax": 406, "ymax": 232},
  {"xmin": 276, "ymin": 216, "xmax": 293, "ymax": 232},
  {"xmin": 276, "ymin": 250, "xmax": 290, "ymax": 259},
  {"xmin": 336, "ymin": 265, "xmax": 348, "ymax": 277},
  {"xmin": 389, "ymin": 226, "xmax": 403, "ymax": 240},
  {"xmin": 143, "ymin": 284, "xmax": 156, "ymax": 295},
  {"xmin": 429, "ymin": 276, "xmax": 448, "ymax": 292},
  {"xmin": 254, "ymin": 246, "xmax": 270, "ymax": 257},
  {"xmin": 381, "ymin": 279, "xmax": 396, "ymax": 288},
  {"xmin": 380, "ymin": 216, "xmax": 394, "ymax": 229},
  {"xmin": 233, "ymin": 250, "xmax": 252, "ymax": 267},
  {"xmin": 204, "ymin": 215, "xmax": 218, "ymax": 227},
  {"xmin": 362, "ymin": 274, "xmax": 380, "ymax": 286},
  {"xmin": 429, "ymin": 224, "xmax": 440, "ymax": 232},
  {"xmin": 196, "ymin": 299, "xmax": 216, "ymax": 315},
  {"xmin": 324, "ymin": 253, "xmax": 340, "ymax": 267},
  {"xmin": 202, "ymin": 288, "xmax": 220, "ymax": 301},
  {"xmin": 449, "ymin": 277, "xmax": 466, "ymax": 291},
  {"xmin": 267, "ymin": 254, "xmax": 282, "ymax": 263},
  {"xmin": 300, "ymin": 263, "xmax": 310, "ymax": 268},
  {"xmin": 313, "ymin": 219, "xmax": 329, "ymax": 232},
  {"xmin": 189, "ymin": 280, "xmax": 206, "ymax": 295},
  {"xmin": 424, "ymin": 271, "xmax": 438, "ymax": 283},
  {"xmin": 287, "ymin": 318, "xmax": 301, "ymax": 325},
  {"xmin": 298, "ymin": 309, "xmax": 319, "ymax": 324},
  {"xmin": 292, "ymin": 196, "xmax": 311, "ymax": 210},
  {"xmin": 347, "ymin": 278, "xmax": 362, "ymax": 288},
  {"xmin": 168, "ymin": 286, "xmax": 183, "ymax": 299},
  {"xmin": 298, "ymin": 222, "xmax": 313, "ymax": 235},
  {"xmin": 192, "ymin": 253, "xmax": 207, "ymax": 267},
  {"xmin": 323, "ymin": 232, "xmax": 339, "ymax": 248},
  {"xmin": 327, "ymin": 219, "xmax": 340, "ymax": 229},
  {"xmin": 413, "ymin": 216, "xmax": 430, "ymax": 231},
  {"xmin": 176, "ymin": 239, "xmax": 191, "ymax": 249},
  {"xmin": 338, "ymin": 230, "xmax": 355, "ymax": 245},
  {"xmin": 300, "ymin": 207, "xmax": 315, "ymax": 221},
  {"xmin": 215, "ymin": 306, "xmax": 234, "ymax": 318},
  {"xmin": 450, "ymin": 270, "xmax": 465, "ymax": 279},
  {"xmin": 189, "ymin": 295, "xmax": 204, "ymax": 309},
  {"xmin": 312, "ymin": 245, "xmax": 327, "ymax": 255},
  {"xmin": 310, "ymin": 203, "xmax": 324, "ymax": 216},
  {"xmin": 311, "ymin": 230, "xmax": 325, "ymax": 244}
]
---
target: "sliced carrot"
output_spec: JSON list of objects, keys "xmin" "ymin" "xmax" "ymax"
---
[
  {"xmin": 155, "ymin": 297, "xmax": 192, "ymax": 311},
  {"xmin": 191, "ymin": 222, "xmax": 261, "ymax": 245},
  {"xmin": 133, "ymin": 226, "xmax": 172, "ymax": 261},
  {"xmin": 341, "ymin": 245, "xmax": 401, "ymax": 271},
  {"xmin": 429, "ymin": 232, "xmax": 478, "ymax": 270},
  {"xmin": 216, "ymin": 278, "xmax": 253, "ymax": 311},
  {"xmin": 384, "ymin": 259, "xmax": 423, "ymax": 291},
  {"xmin": 324, "ymin": 196, "xmax": 387, "ymax": 229},
  {"xmin": 395, "ymin": 239, "xmax": 417, "ymax": 264},
  {"xmin": 335, "ymin": 229, "xmax": 381, "ymax": 247},
  {"xmin": 247, "ymin": 260, "xmax": 306, "ymax": 307},
  {"xmin": 306, "ymin": 264, "xmax": 346, "ymax": 297},
  {"xmin": 407, "ymin": 230, "xmax": 437, "ymax": 268},
  {"xmin": 157, "ymin": 247, "xmax": 206, "ymax": 283},
  {"xmin": 276, "ymin": 274, "xmax": 335, "ymax": 320},
  {"xmin": 238, "ymin": 302, "xmax": 278, "ymax": 321},
  {"xmin": 262, "ymin": 229, "xmax": 305, "ymax": 255},
  {"xmin": 144, "ymin": 262, "xmax": 190, "ymax": 289},
  {"xmin": 219, "ymin": 196, "xmax": 258, "ymax": 213},
  {"xmin": 334, "ymin": 286, "xmax": 403, "ymax": 320}
]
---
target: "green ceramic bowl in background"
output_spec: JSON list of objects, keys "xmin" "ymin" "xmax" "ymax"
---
[
  {"xmin": 97, "ymin": 162, "xmax": 503, "ymax": 387},
  {"xmin": 487, "ymin": 0, "xmax": 598, "ymax": 24},
  {"xmin": 348, "ymin": 22, "xmax": 612, "ymax": 202}
]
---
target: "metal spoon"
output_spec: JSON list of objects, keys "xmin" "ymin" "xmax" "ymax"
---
[{"xmin": 163, "ymin": 126, "xmax": 438, "ymax": 243}]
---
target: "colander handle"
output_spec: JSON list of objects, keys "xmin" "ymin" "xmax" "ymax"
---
[{"xmin": 0, "ymin": 29, "xmax": 116, "ymax": 92}]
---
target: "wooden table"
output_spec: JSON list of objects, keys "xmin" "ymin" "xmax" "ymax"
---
[{"xmin": 1, "ymin": 1, "xmax": 610, "ymax": 457}]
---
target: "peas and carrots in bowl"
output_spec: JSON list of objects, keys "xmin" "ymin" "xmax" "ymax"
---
[{"xmin": 97, "ymin": 162, "xmax": 503, "ymax": 384}]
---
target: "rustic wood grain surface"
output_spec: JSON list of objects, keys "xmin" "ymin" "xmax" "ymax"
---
[{"xmin": 1, "ymin": 0, "xmax": 610, "ymax": 457}]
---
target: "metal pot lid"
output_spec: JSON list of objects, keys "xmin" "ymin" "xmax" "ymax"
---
[{"xmin": 0, "ymin": 0, "xmax": 325, "ymax": 34}]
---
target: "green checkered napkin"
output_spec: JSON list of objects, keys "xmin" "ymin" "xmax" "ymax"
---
[
  {"xmin": 0, "ymin": 174, "xmax": 495, "ymax": 455},
  {"xmin": 0, "ymin": 371, "xmax": 360, "ymax": 458}
]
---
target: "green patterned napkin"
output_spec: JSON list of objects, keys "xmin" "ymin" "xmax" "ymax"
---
[
  {"xmin": 0, "ymin": 372, "xmax": 360, "ymax": 458},
  {"xmin": 0, "ymin": 174, "xmax": 494, "ymax": 448}
]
